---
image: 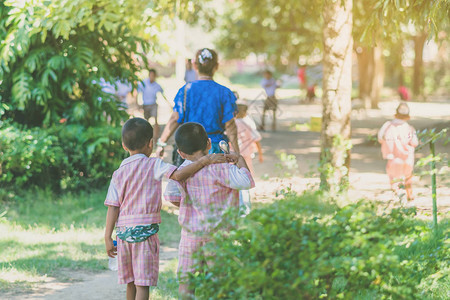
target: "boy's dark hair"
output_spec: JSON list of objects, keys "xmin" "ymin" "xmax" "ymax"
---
[
  {"xmin": 148, "ymin": 68, "xmax": 157, "ymax": 75},
  {"xmin": 396, "ymin": 103, "xmax": 410, "ymax": 116},
  {"xmin": 195, "ymin": 48, "xmax": 218, "ymax": 77},
  {"xmin": 175, "ymin": 122, "xmax": 209, "ymax": 155},
  {"xmin": 237, "ymin": 104, "xmax": 248, "ymax": 114},
  {"xmin": 122, "ymin": 118, "xmax": 153, "ymax": 151},
  {"xmin": 264, "ymin": 70, "xmax": 272, "ymax": 76}
]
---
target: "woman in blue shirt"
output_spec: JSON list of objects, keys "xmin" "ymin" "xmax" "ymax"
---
[{"xmin": 157, "ymin": 48, "xmax": 239, "ymax": 157}]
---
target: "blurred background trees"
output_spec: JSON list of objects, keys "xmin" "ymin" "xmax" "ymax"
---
[
  {"xmin": 0, "ymin": 0, "xmax": 207, "ymax": 127},
  {"xmin": 214, "ymin": 0, "xmax": 449, "ymax": 192},
  {"xmin": 0, "ymin": 0, "xmax": 448, "ymax": 193}
]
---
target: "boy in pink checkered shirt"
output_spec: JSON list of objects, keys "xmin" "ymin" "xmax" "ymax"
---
[
  {"xmin": 104, "ymin": 118, "xmax": 226, "ymax": 300},
  {"xmin": 164, "ymin": 122, "xmax": 255, "ymax": 299}
]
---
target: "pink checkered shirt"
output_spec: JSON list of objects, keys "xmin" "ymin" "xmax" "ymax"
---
[
  {"xmin": 165, "ymin": 161, "xmax": 255, "ymax": 238},
  {"xmin": 104, "ymin": 154, "xmax": 176, "ymax": 227}
]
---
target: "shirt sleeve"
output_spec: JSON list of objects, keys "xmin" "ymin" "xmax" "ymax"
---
[
  {"xmin": 247, "ymin": 118, "xmax": 262, "ymax": 142},
  {"xmin": 221, "ymin": 88, "xmax": 237, "ymax": 125},
  {"xmin": 378, "ymin": 121, "xmax": 391, "ymax": 143},
  {"xmin": 137, "ymin": 81, "xmax": 144, "ymax": 93},
  {"xmin": 410, "ymin": 126, "xmax": 419, "ymax": 147},
  {"xmin": 153, "ymin": 159, "xmax": 177, "ymax": 181},
  {"xmin": 164, "ymin": 180, "xmax": 184, "ymax": 203},
  {"xmin": 158, "ymin": 83, "xmax": 163, "ymax": 93},
  {"xmin": 104, "ymin": 179, "xmax": 120, "ymax": 207},
  {"xmin": 216, "ymin": 164, "xmax": 255, "ymax": 190}
]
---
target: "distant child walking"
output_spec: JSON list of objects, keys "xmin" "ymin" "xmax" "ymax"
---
[
  {"xmin": 260, "ymin": 70, "xmax": 279, "ymax": 131},
  {"xmin": 104, "ymin": 118, "xmax": 226, "ymax": 300},
  {"xmin": 378, "ymin": 103, "xmax": 418, "ymax": 201},
  {"xmin": 164, "ymin": 122, "xmax": 255, "ymax": 300},
  {"xmin": 235, "ymin": 104, "xmax": 263, "ymax": 175},
  {"xmin": 138, "ymin": 69, "xmax": 165, "ymax": 140},
  {"xmin": 184, "ymin": 59, "xmax": 197, "ymax": 83}
]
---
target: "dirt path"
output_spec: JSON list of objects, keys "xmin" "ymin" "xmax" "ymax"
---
[{"xmin": 8, "ymin": 96, "xmax": 450, "ymax": 300}]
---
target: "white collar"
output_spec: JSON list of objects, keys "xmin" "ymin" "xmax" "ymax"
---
[
  {"xmin": 120, "ymin": 153, "xmax": 147, "ymax": 167},
  {"xmin": 392, "ymin": 118, "xmax": 406, "ymax": 125}
]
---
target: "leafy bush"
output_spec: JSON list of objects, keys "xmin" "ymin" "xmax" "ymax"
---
[
  {"xmin": 0, "ymin": 122, "xmax": 65, "ymax": 189},
  {"xmin": 0, "ymin": 121, "xmax": 126, "ymax": 191},
  {"xmin": 53, "ymin": 124, "xmax": 127, "ymax": 190},
  {"xmin": 192, "ymin": 192, "xmax": 449, "ymax": 299},
  {"xmin": 0, "ymin": 0, "xmax": 148, "ymax": 127}
]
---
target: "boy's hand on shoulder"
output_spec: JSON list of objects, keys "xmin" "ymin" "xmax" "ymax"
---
[
  {"xmin": 225, "ymin": 152, "xmax": 240, "ymax": 164},
  {"xmin": 201, "ymin": 154, "xmax": 227, "ymax": 166},
  {"xmin": 105, "ymin": 237, "xmax": 117, "ymax": 258}
]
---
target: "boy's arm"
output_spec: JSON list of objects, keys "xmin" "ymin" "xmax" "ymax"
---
[
  {"xmin": 104, "ymin": 180, "xmax": 120, "ymax": 258},
  {"xmin": 105, "ymin": 206, "xmax": 119, "ymax": 258},
  {"xmin": 169, "ymin": 154, "xmax": 227, "ymax": 181},
  {"xmin": 410, "ymin": 126, "xmax": 419, "ymax": 148}
]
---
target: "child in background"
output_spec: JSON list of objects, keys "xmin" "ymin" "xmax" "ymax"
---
[
  {"xmin": 164, "ymin": 122, "xmax": 255, "ymax": 300},
  {"xmin": 184, "ymin": 59, "xmax": 197, "ymax": 83},
  {"xmin": 378, "ymin": 103, "xmax": 418, "ymax": 201},
  {"xmin": 260, "ymin": 70, "xmax": 279, "ymax": 131},
  {"xmin": 138, "ymin": 69, "xmax": 165, "ymax": 140},
  {"xmin": 235, "ymin": 104, "xmax": 263, "ymax": 175},
  {"xmin": 235, "ymin": 104, "xmax": 263, "ymax": 215},
  {"xmin": 104, "ymin": 118, "xmax": 226, "ymax": 300}
]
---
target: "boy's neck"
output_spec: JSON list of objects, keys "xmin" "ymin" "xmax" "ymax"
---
[
  {"xmin": 184, "ymin": 150, "xmax": 208, "ymax": 162},
  {"xmin": 128, "ymin": 149, "xmax": 151, "ymax": 157}
]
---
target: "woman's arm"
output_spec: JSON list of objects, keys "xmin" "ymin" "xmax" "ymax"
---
[
  {"xmin": 225, "ymin": 118, "xmax": 240, "ymax": 154},
  {"xmin": 156, "ymin": 111, "xmax": 180, "ymax": 157}
]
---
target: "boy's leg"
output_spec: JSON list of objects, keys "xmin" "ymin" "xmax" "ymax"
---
[
  {"xmin": 404, "ymin": 165, "xmax": 414, "ymax": 200},
  {"xmin": 126, "ymin": 282, "xmax": 136, "ymax": 300},
  {"xmin": 272, "ymin": 108, "xmax": 276, "ymax": 131},
  {"xmin": 135, "ymin": 285, "xmax": 150, "ymax": 300},
  {"xmin": 132, "ymin": 234, "xmax": 159, "ymax": 293},
  {"xmin": 260, "ymin": 108, "xmax": 266, "ymax": 130},
  {"xmin": 178, "ymin": 235, "xmax": 206, "ymax": 300}
]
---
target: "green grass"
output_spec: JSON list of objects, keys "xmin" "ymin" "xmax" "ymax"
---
[{"xmin": 0, "ymin": 189, "xmax": 181, "ymax": 295}]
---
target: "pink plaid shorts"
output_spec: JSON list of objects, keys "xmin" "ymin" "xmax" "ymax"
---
[
  {"xmin": 117, "ymin": 233, "xmax": 159, "ymax": 286},
  {"xmin": 177, "ymin": 234, "xmax": 213, "ymax": 283}
]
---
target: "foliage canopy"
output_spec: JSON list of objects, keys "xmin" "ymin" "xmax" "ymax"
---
[{"xmin": 0, "ymin": 0, "xmax": 204, "ymax": 127}]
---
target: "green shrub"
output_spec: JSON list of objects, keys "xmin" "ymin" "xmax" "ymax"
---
[
  {"xmin": 0, "ymin": 122, "xmax": 65, "ymax": 190},
  {"xmin": 52, "ymin": 124, "xmax": 126, "ymax": 190},
  {"xmin": 0, "ymin": 122, "xmax": 126, "ymax": 191},
  {"xmin": 192, "ymin": 192, "xmax": 449, "ymax": 299}
]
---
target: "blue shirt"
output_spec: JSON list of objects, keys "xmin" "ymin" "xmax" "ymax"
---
[
  {"xmin": 138, "ymin": 79, "xmax": 163, "ymax": 105},
  {"xmin": 173, "ymin": 80, "xmax": 237, "ymax": 143},
  {"xmin": 261, "ymin": 77, "xmax": 277, "ymax": 97}
]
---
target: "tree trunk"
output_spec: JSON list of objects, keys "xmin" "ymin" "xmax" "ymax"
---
[
  {"xmin": 356, "ymin": 44, "xmax": 384, "ymax": 109},
  {"xmin": 320, "ymin": 0, "xmax": 353, "ymax": 194},
  {"xmin": 370, "ymin": 43, "xmax": 384, "ymax": 108},
  {"xmin": 413, "ymin": 32, "xmax": 428, "ymax": 98}
]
